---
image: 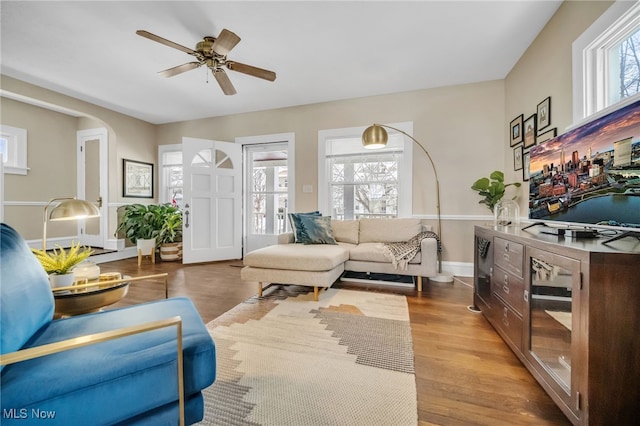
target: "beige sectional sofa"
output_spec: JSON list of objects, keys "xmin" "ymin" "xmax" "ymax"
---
[{"xmin": 241, "ymin": 218, "xmax": 438, "ymax": 300}]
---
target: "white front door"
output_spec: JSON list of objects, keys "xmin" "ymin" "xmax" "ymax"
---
[
  {"xmin": 182, "ymin": 137, "xmax": 242, "ymax": 263},
  {"xmin": 77, "ymin": 128, "xmax": 108, "ymax": 248}
]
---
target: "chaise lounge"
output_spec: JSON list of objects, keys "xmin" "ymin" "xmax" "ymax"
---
[{"xmin": 242, "ymin": 217, "xmax": 439, "ymax": 300}]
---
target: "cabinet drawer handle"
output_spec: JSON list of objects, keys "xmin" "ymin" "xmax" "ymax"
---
[
  {"xmin": 503, "ymin": 253, "xmax": 510, "ymax": 261},
  {"xmin": 503, "ymin": 285, "xmax": 510, "ymax": 294},
  {"xmin": 502, "ymin": 308, "xmax": 509, "ymax": 327}
]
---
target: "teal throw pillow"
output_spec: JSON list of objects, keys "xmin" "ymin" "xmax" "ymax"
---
[
  {"xmin": 288, "ymin": 211, "xmax": 321, "ymax": 243},
  {"xmin": 298, "ymin": 215, "xmax": 337, "ymax": 245}
]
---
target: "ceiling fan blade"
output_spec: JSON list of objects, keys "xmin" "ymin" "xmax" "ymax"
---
[
  {"xmin": 136, "ymin": 30, "xmax": 198, "ymax": 56},
  {"xmin": 226, "ymin": 61, "xmax": 276, "ymax": 81},
  {"xmin": 159, "ymin": 62, "xmax": 201, "ymax": 78},
  {"xmin": 211, "ymin": 29, "xmax": 241, "ymax": 56},
  {"xmin": 213, "ymin": 69, "xmax": 237, "ymax": 95}
]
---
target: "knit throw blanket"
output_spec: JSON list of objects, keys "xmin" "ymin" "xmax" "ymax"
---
[{"xmin": 382, "ymin": 231, "xmax": 441, "ymax": 271}]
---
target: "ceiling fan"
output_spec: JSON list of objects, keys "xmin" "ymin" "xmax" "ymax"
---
[{"xmin": 136, "ymin": 29, "xmax": 276, "ymax": 95}]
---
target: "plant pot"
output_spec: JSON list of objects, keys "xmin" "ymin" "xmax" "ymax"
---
[
  {"xmin": 136, "ymin": 238, "xmax": 156, "ymax": 256},
  {"xmin": 49, "ymin": 272, "xmax": 76, "ymax": 289},
  {"xmin": 160, "ymin": 242, "xmax": 183, "ymax": 261}
]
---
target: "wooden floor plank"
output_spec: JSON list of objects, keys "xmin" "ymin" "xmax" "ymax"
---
[{"xmin": 100, "ymin": 259, "xmax": 569, "ymax": 425}]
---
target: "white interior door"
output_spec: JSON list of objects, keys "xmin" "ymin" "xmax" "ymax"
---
[
  {"xmin": 77, "ymin": 128, "xmax": 108, "ymax": 248},
  {"xmin": 182, "ymin": 137, "xmax": 242, "ymax": 263}
]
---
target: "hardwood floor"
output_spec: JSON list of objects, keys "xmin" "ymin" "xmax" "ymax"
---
[{"xmin": 102, "ymin": 258, "xmax": 569, "ymax": 425}]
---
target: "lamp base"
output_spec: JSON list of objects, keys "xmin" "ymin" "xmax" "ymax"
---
[{"xmin": 429, "ymin": 272, "xmax": 454, "ymax": 283}]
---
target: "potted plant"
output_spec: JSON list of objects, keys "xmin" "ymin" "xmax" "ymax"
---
[
  {"xmin": 115, "ymin": 204, "xmax": 164, "ymax": 255},
  {"xmin": 471, "ymin": 170, "xmax": 522, "ymax": 213},
  {"xmin": 32, "ymin": 242, "xmax": 94, "ymax": 288},
  {"xmin": 157, "ymin": 203, "xmax": 183, "ymax": 261}
]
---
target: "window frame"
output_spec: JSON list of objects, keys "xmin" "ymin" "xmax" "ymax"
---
[
  {"xmin": 0, "ymin": 124, "xmax": 28, "ymax": 175},
  {"xmin": 158, "ymin": 143, "xmax": 183, "ymax": 206},
  {"xmin": 573, "ymin": 0, "xmax": 640, "ymax": 122},
  {"xmin": 318, "ymin": 122, "xmax": 413, "ymax": 218}
]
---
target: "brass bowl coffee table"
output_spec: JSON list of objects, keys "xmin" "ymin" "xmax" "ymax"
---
[{"xmin": 52, "ymin": 273, "xmax": 169, "ymax": 317}]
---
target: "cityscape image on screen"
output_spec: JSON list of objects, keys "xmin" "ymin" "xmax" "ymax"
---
[{"xmin": 528, "ymin": 98, "xmax": 640, "ymax": 230}]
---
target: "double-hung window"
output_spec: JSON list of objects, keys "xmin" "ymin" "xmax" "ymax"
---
[{"xmin": 318, "ymin": 123, "xmax": 413, "ymax": 219}]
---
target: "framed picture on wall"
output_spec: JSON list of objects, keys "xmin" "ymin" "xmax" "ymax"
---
[
  {"xmin": 123, "ymin": 159, "xmax": 154, "ymax": 198},
  {"xmin": 514, "ymin": 145, "xmax": 523, "ymax": 171},
  {"xmin": 510, "ymin": 114, "xmax": 524, "ymax": 146},
  {"xmin": 536, "ymin": 127, "xmax": 557, "ymax": 145},
  {"xmin": 537, "ymin": 96, "xmax": 551, "ymax": 131},
  {"xmin": 523, "ymin": 151, "xmax": 531, "ymax": 181},
  {"xmin": 523, "ymin": 114, "xmax": 537, "ymax": 149}
]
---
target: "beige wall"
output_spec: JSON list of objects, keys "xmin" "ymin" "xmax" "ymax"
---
[
  {"xmin": 158, "ymin": 80, "xmax": 506, "ymax": 263},
  {"xmin": 504, "ymin": 0, "xmax": 613, "ymax": 212},
  {"xmin": 1, "ymin": 98, "xmax": 79, "ymax": 240},
  {"xmin": 1, "ymin": 75, "xmax": 157, "ymax": 241}
]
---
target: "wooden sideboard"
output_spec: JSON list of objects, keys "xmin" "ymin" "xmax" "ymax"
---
[{"xmin": 473, "ymin": 225, "xmax": 640, "ymax": 425}]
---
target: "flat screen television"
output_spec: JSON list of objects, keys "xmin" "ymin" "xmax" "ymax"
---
[{"xmin": 528, "ymin": 98, "xmax": 640, "ymax": 240}]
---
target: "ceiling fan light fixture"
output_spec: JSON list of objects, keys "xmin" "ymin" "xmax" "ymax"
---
[{"xmin": 136, "ymin": 28, "xmax": 276, "ymax": 93}]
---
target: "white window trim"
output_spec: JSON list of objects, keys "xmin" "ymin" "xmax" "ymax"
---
[
  {"xmin": 158, "ymin": 143, "xmax": 182, "ymax": 205},
  {"xmin": 0, "ymin": 124, "xmax": 28, "ymax": 175},
  {"xmin": 236, "ymin": 132, "xmax": 296, "ymax": 213},
  {"xmin": 318, "ymin": 122, "xmax": 413, "ymax": 218},
  {"xmin": 573, "ymin": 0, "xmax": 638, "ymax": 122}
]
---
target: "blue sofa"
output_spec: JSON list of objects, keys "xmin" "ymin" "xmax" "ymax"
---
[{"xmin": 0, "ymin": 223, "xmax": 216, "ymax": 425}]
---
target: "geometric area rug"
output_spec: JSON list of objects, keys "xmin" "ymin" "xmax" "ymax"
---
[{"xmin": 198, "ymin": 286, "xmax": 418, "ymax": 425}]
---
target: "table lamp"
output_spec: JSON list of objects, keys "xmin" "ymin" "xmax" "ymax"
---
[{"xmin": 43, "ymin": 197, "xmax": 100, "ymax": 250}]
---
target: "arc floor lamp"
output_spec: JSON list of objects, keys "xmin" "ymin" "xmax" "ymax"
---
[
  {"xmin": 43, "ymin": 197, "xmax": 100, "ymax": 250},
  {"xmin": 362, "ymin": 124, "xmax": 453, "ymax": 283}
]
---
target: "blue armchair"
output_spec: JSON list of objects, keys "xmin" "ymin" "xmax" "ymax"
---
[{"xmin": 0, "ymin": 223, "xmax": 216, "ymax": 425}]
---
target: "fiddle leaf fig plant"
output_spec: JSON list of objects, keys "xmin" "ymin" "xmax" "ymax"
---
[{"xmin": 471, "ymin": 170, "xmax": 521, "ymax": 213}]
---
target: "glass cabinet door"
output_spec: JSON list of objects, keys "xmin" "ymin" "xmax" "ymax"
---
[
  {"xmin": 474, "ymin": 233, "xmax": 493, "ymax": 310},
  {"xmin": 525, "ymin": 247, "xmax": 581, "ymax": 415}
]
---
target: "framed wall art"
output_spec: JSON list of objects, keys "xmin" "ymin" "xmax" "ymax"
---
[
  {"xmin": 123, "ymin": 159, "xmax": 154, "ymax": 198},
  {"xmin": 510, "ymin": 114, "xmax": 524, "ymax": 146},
  {"xmin": 514, "ymin": 145, "xmax": 523, "ymax": 171},
  {"xmin": 536, "ymin": 127, "xmax": 557, "ymax": 145},
  {"xmin": 522, "ymin": 151, "xmax": 531, "ymax": 181},
  {"xmin": 537, "ymin": 96, "xmax": 551, "ymax": 131},
  {"xmin": 523, "ymin": 114, "xmax": 537, "ymax": 149}
]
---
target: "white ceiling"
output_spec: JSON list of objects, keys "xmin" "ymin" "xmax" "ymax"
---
[{"xmin": 1, "ymin": 1, "xmax": 562, "ymax": 125}]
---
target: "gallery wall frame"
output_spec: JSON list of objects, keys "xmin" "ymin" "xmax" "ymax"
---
[
  {"xmin": 510, "ymin": 114, "xmax": 524, "ymax": 146},
  {"xmin": 536, "ymin": 127, "xmax": 557, "ymax": 145},
  {"xmin": 123, "ymin": 158, "xmax": 154, "ymax": 198},
  {"xmin": 537, "ymin": 96, "xmax": 551, "ymax": 131},
  {"xmin": 514, "ymin": 145, "xmax": 523, "ymax": 171},
  {"xmin": 522, "ymin": 151, "xmax": 531, "ymax": 181},
  {"xmin": 523, "ymin": 114, "xmax": 537, "ymax": 149}
]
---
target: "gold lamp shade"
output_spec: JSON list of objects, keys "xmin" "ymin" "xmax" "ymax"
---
[
  {"xmin": 43, "ymin": 197, "xmax": 100, "ymax": 251},
  {"xmin": 361, "ymin": 124, "xmax": 389, "ymax": 149},
  {"xmin": 48, "ymin": 198, "xmax": 100, "ymax": 221}
]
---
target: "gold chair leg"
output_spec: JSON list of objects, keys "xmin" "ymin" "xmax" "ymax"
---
[
  {"xmin": 258, "ymin": 282, "xmax": 263, "ymax": 298},
  {"xmin": 138, "ymin": 249, "xmax": 142, "ymax": 267},
  {"xmin": 313, "ymin": 287, "xmax": 319, "ymax": 301},
  {"xmin": 417, "ymin": 276, "xmax": 423, "ymax": 292}
]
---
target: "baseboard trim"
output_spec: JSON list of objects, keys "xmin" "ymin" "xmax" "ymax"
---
[{"xmin": 442, "ymin": 261, "xmax": 473, "ymax": 278}]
